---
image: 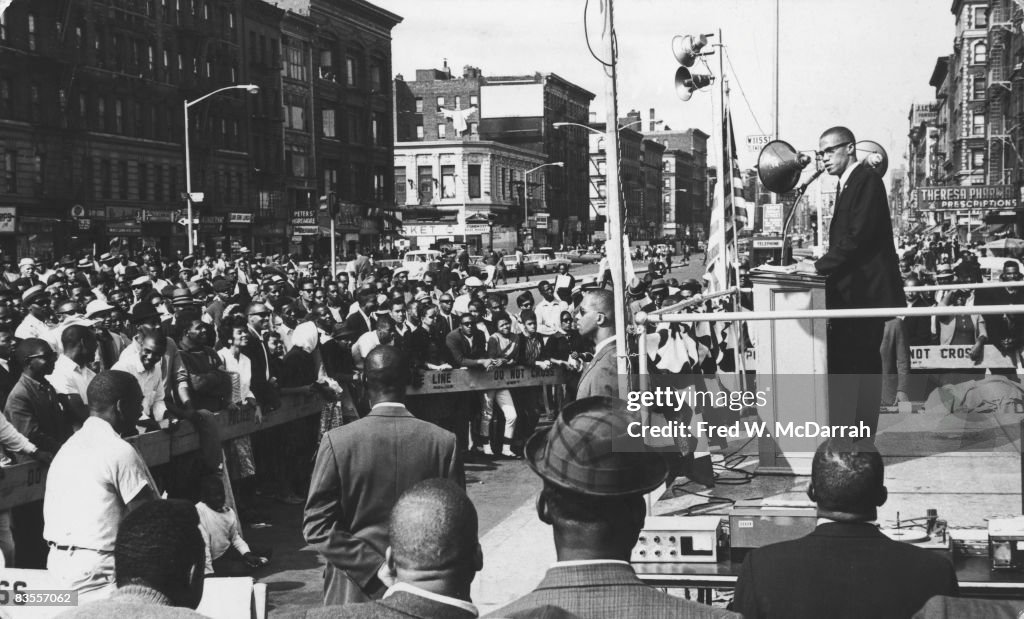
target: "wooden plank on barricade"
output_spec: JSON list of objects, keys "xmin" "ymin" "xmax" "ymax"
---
[
  {"xmin": 0, "ymin": 388, "xmax": 325, "ymax": 512},
  {"xmin": 407, "ymin": 365, "xmax": 567, "ymax": 395},
  {"xmin": 910, "ymin": 345, "xmax": 1017, "ymax": 369}
]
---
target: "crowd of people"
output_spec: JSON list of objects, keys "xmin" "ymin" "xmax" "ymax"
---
[{"xmin": 0, "ymin": 244, "xmax": 628, "ymax": 605}]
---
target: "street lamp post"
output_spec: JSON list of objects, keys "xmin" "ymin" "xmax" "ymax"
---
[
  {"xmin": 522, "ymin": 162, "xmax": 564, "ymax": 250},
  {"xmin": 184, "ymin": 84, "xmax": 260, "ymax": 255}
]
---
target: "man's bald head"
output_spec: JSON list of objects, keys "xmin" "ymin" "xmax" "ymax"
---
[
  {"xmin": 389, "ymin": 479, "xmax": 479, "ymax": 573},
  {"xmin": 365, "ymin": 345, "xmax": 410, "ymax": 400},
  {"xmin": 14, "ymin": 338, "xmax": 51, "ymax": 367}
]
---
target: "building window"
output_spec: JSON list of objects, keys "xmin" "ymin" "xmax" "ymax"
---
[
  {"xmin": 345, "ymin": 55, "xmax": 356, "ymax": 86},
  {"xmin": 370, "ymin": 62, "xmax": 382, "ymax": 91},
  {"xmin": 416, "ymin": 124, "xmax": 423, "ymax": 139},
  {"xmin": 455, "ymin": 95, "xmax": 461, "ymax": 109},
  {"xmin": 27, "ymin": 14, "xmax": 36, "ymax": 52},
  {"xmin": 417, "ymin": 165, "xmax": 432, "ymax": 204},
  {"xmin": 974, "ymin": 41, "xmax": 987, "ymax": 65},
  {"xmin": 437, "ymin": 124, "xmax": 446, "ymax": 138},
  {"xmin": 3, "ymin": 151, "xmax": 15, "ymax": 193},
  {"xmin": 395, "ymin": 167, "xmax": 406, "ymax": 204},
  {"xmin": 139, "ymin": 163, "xmax": 148, "ymax": 200},
  {"xmin": 972, "ymin": 112, "xmax": 985, "ymax": 136},
  {"xmin": 286, "ymin": 145, "xmax": 308, "ymax": 177},
  {"xmin": 468, "ymin": 164, "xmax": 481, "ymax": 198},
  {"xmin": 284, "ymin": 42, "xmax": 307, "ymax": 81},
  {"xmin": 96, "ymin": 97, "xmax": 105, "ymax": 131},
  {"xmin": 469, "ymin": 122, "xmax": 478, "ymax": 135},
  {"xmin": 0, "ymin": 11, "xmax": 6, "ymax": 42},
  {"xmin": 470, "ymin": 95, "xmax": 478, "ymax": 106},
  {"xmin": 374, "ymin": 168, "xmax": 385, "ymax": 201},
  {"xmin": 372, "ymin": 113, "xmax": 383, "ymax": 145},
  {"xmin": 154, "ymin": 165, "xmax": 163, "ymax": 201},
  {"xmin": 100, "ymin": 159, "xmax": 111, "ymax": 198},
  {"xmin": 975, "ymin": 6, "xmax": 988, "ymax": 28},
  {"xmin": 169, "ymin": 166, "xmax": 177, "ymax": 201},
  {"xmin": 115, "ymin": 99, "xmax": 124, "ymax": 133},
  {"xmin": 0, "ymin": 79, "xmax": 12, "ymax": 118},
  {"xmin": 971, "ymin": 148, "xmax": 986, "ymax": 169},
  {"xmin": 29, "ymin": 84, "xmax": 39, "ymax": 122},
  {"xmin": 74, "ymin": 25, "xmax": 83, "ymax": 49},
  {"xmin": 285, "ymin": 95, "xmax": 305, "ymax": 130},
  {"xmin": 118, "ymin": 161, "xmax": 128, "ymax": 199},
  {"xmin": 321, "ymin": 109, "xmax": 335, "ymax": 137},
  {"xmin": 973, "ymin": 76, "xmax": 986, "ymax": 98},
  {"xmin": 436, "ymin": 95, "xmax": 444, "ymax": 108},
  {"xmin": 441, "ymin": 165, "xmax": 456, "ymax": 199},
  {"xmin": 323, "ymin": 161, "xmax": 337, "ymax": 193},
  {"xmin": 415, "ymin": 98, "xmax": 423, "ymax": 113}
]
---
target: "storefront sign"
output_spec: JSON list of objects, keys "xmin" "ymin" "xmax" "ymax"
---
[
  {"xmin": 229, "ymin": 212, "xmax": 254, "ymax": 224},
  {"xmin": 77, "ymin": 218, "xmax": 92, "ymax": 231},
  {"xmin": 0, "ymin": 207, "xmax": 14, "ymax": 233},
  {"xmin": 106, "ymin": 206, "xmax": 139, "ymax": 220},
  {"xmin": 107, "ymin": 221, "xmax": 141, "ymax": 235},
  {"xmin": 86, "ymin": 207, "xmax": 106, "ymax": 219},
  {"xmin": 404, "ymin": 223, "xmax": 462, "ymax": 237},
  {"xmin": 144, "ymin": 210, "xmax": 174, "ymax": 223},
  {"xmin": 293, "ymin": 225, "xmax": 318, "ymax": 236},
  {"xmin": 465, "ymin": 224, "xmax": 490, "ymax": 235},
  {"xmin": 916, "ymin": 185, "xmax": 1020, "ymax": 212}
]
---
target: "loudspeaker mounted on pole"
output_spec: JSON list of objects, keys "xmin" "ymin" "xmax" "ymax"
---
[{"xmin": 672, "ymin": 33, "xmax": 715, "ymax": 102}]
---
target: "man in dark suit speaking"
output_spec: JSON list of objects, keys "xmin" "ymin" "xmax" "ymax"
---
[
  {"xmin": 732, "ymin": 439, "xmax": 957, "ymax": 618},
  {"xmin": 303, "ymin": 346, "xmax": 463, "ymax": 606},
  {"xmin": 796, "ymin": 126, "xmax": 905, "ymax": 435}
]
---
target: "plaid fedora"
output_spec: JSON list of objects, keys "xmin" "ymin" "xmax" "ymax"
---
[{"xmin": 525, "ymin": 396, "xmax": 667, "ymax": 497}]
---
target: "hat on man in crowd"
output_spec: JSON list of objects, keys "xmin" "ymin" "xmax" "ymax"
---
[
  {"xmin": 85, "ymin": 299, "xmax": 116, "ymax": 319},
  {"xmin": 626, "ymin": 278, "xmax": 648, "ymax": 298},
  {"xmin": 99, "ymin": 252, "xmax": 117, "ymax": 266},
  {"xmin": 18, "ymin": 258, "xmax": 36, "ymax": 269},
  {"xmin": 130, "ymin": 302, "xmax": 161, "ymax": 324},
  {"xmin": 22, "ymin": 285, "xmax": 49, "ymax": 307},
  {"xmin": 414, "ymin": 290, "xmax": 430, "ymax": 303},
  {"xmin": 131, "ymin": 275, "xmax": 152, "ymax": 289},
  {"xmin": 525, "ymin": 396, "xmax": 668, "ymax": 497},
  {"xmin": 649, "ymin": 279, "xmax": 669, "ymax": 296},
  {"xmin": 59, "ymin": 255, "xmax": 76, "ymax": 268},
  {"xmin": 936, "ymin": 263, "xmax": 954, "ymax": 280},
  {"xmin": 212, "ymin": 278, "xmax": 232, "ymax": 294},
  {"xmin": 680, "ymin": 279, "xmax": 703, "ymax": 295},
  {"xmin": 465, "ymin": 276, "xmax": 484, "ymax": 288},
  {"xmin": 77, "ymin": 258, "xmax": 93, "ymax": 269},
  {"xmin": 171, "ymin": 288, "xmax": 198, "ymax": 309}
]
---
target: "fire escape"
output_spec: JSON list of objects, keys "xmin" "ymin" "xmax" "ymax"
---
[{"xmin": 987, "ymin": 0, "xmax": 1016, "ymax": 186}]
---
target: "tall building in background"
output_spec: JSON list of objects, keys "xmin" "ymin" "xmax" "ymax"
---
[
  {"xmin": 950, "ymin": 0, "xmax": 989, "ymax": 187},
  {"xmin": 479, "ymin": 73, "xmax": 594, "ymax": 247},
  {"xmin": 642, "ymin": 127, "xmax": 710, "ymax": 240},
  {"xmin": 278, "ymin": 0, "xmax": 402, "ymax": 257},
  {"xmin": 0, "ymin": 0, "xmax": 250, "ymax": 259}
]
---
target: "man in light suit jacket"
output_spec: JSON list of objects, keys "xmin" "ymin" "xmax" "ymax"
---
[
  {"xmin": 796, "ymin": 127, "xmax": 906, "ymax": 435},
  {"xmin": 732, "ymin": 438, "xmax": 958, "ymax": 619},
  {"xmin": 574, "ymin": 289, "xmax": 618, "ymax": 400},
  {"xmin": 490, "ymin": 397, "xmax": 736, "ymax": 619},
  {"xmin": 304, "ymin": 346, "xmax": 464, "ymax": 606},
  {"xmin": 303, "ymin": 479, "xmax": 481, "ymax": 619}
]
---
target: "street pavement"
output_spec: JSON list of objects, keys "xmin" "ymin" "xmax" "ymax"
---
[{"xmin": 245, "ymin": 254, "xmax": 709, "ymax": 615}]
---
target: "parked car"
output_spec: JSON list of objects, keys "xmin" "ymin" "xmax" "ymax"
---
[
  {"xmin": 566, "ymin": 249, "xmax": 601, "ymax": 264},
  {"xmin": 501, "ymin": 254, "xmax": 538, "ymax": 276},
  {"xmin": 402, "ymin": 249, "xmax": 441, "ymax": 280},
  {"xmin": 523, "ymin": 253, "xmax": 546, "ymax": 273},
  {"xmin": 547, "ymin": 253, "xmax": 574, "ymax": 271},
  {"xmin": 530, "ymin": 253, "xmax": 570, "ymax": 273}
]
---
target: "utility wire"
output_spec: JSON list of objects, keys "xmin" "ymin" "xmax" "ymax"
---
[
  {"xmin": 723, "ymin": 47, "xmax": 767, "ymax": 137},
  {"xmin": 584, "ymin": 0, "xmax": 614, "ymax": 67}
]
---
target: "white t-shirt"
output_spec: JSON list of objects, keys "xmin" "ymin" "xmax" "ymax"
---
[{"xmin": 43, "ymin": 417, "xmax": 157, "ymax": 552}]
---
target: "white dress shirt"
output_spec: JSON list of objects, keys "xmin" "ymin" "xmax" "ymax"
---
[
  {"xmin": 43, "ymin": 417, "xmax": 157, "ymax": 552},
  {"xmin": 113, "ymin": 350, "xmax": 168, "ymax": 423},
  {"xmin": 535, "ymin": 298, "xmax": 568, "ymax": 336},
  {"xmin": 47, "ymin": 354, "xmax": 96, "ymax": 403},
  {"xmin": 218, "ymin": 349, "xmax": 254, "ymax": 402}
]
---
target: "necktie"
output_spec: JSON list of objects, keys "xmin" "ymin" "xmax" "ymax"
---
[{"xmin": 836, "ymin": 181, "xmax": 842, "ymax": 205}]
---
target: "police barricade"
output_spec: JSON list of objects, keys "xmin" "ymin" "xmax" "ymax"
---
[
  {"xmin": 910, "ymin": 345, "xmax": 1016, "ymax": 369},
  {"xmin": 0, "ymin": 367, "xmax": 569, "ymax": 511}
]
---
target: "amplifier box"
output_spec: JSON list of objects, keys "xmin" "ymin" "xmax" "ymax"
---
[
  {"xmin": 989, "ymin": 516, "xmax": 1024, "ymax": 571},
  {"xmin": 631, "ymin": 516, "xmax": 724, "ymax": 563},
  {"xmin": 729, "ymin": 499, "xmax": 817, "ymax": 561}
]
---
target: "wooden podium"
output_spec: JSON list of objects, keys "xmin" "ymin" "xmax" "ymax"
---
[{"xmin": 749, "ymin": 267, "xmax": 830, "ymax": 474}]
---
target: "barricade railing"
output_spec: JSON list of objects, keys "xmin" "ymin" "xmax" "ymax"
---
[{"xmin": 0, "ymin": 366, "xmax": 569, "ymax": 511}]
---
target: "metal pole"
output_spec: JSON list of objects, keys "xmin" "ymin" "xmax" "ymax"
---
[
  {"xmin": 643, "ymin": 303, "xmax": 1024, "ymax": 324},
  {"xmin": 184, "ymin": 100, "xmax": 194, "ymax": 255},
  {"xmin": 330, "ymin": 209, "xmax": 337, "ymax": 279},
  {"xmin": 602, "ymin": 0, "xmax": 629, "ymax": 398},
  {"xmin": 524, "ymin": 173, "xmax": 530, "ymax": 250}
]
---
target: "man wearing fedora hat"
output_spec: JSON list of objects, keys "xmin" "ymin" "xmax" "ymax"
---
[
  {"xmin": 15, "ymin": 285, "xmax": 54, "ymax": 347},
  {"xmin": 491, "ymin": 396, "xmax": 736, "ymax": 618}
]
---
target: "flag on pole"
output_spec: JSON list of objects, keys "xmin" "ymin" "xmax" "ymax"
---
[{"xmin": 705, "ymin": 90, "xmax": 751, "ymax": 294}]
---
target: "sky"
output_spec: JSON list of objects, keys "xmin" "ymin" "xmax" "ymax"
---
[{"xmin": 375, "ymin": 0, "xmax": 953, "ymax": 181}]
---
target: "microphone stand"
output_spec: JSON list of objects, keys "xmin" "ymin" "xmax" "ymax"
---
[{"xmin": 780, "ymin": 168, "xmax": 825, "ymax": 266}]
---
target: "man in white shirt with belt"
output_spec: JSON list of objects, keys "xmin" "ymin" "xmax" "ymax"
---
[
  {"xmin": 112, "ymin": 327, "xmax": 168, "ymax": 429},
  {"xmin": 535, "ymin": 280, "xmax": 568, "ymax": 339},
  {"xmin": 43, "ymin": 370, "xmax": 157, "ymax": 602}
]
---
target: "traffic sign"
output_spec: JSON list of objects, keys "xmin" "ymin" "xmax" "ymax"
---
[{"xmin": 177, "ymin": 218, "xmax": 199, "ymax": 227}]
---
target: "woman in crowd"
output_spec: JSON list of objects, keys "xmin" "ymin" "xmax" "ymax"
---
[
  {"xmin": 483, "ymin": 312, "xmax": 520, "ymax": 458},
  {"xmin": 216, "ymin": 316, "xmax": 262, "ymax": 512}
]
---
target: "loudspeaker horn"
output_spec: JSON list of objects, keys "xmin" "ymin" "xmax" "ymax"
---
[
  {"xmin": 674, "ymin": 67, "xmax": 714, "ymax": 101},
  {"xmin": 856, "ymin": 140, "xmax": 888, "ymax": 177},
  {"xmin": 672, "ymin": 34, "xmax": 709, "ymax": 67},
  {"xmin": 757, "ymin": 140, "xmax": 812, "ymax": 194}
]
